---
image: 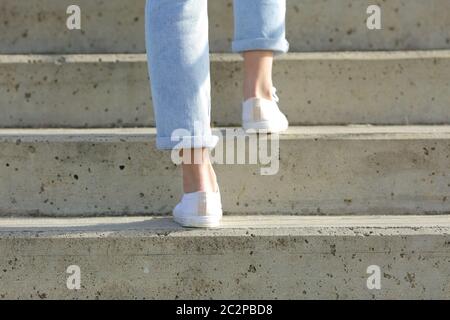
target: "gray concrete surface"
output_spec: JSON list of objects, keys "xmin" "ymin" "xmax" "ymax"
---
[
  {"xmin": 1, "ymin": 0, "xmax": 449, "ymax": 53},
  {"xmin": 0, "ymin": 215, "xmax": 448, "ymax": 299},
  {"xmin": 2, "ymin": 0, "xmax": 449, "ymax": 301},
  {"xmin": 0, "ymin": 126, "xmax": 449, "ymax": 216},
  {"xmin": 1, "ymin": 52, "xmax": 450, "ymax": 128}
]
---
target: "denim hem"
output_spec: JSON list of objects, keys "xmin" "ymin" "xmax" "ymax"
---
[
  {"xmin": 156, "ymin": 134, "xmax": 219, "ymax": 150},
  {"xmin": 232, "ymin": 37, "xmax": 290, "ymax": 55}
]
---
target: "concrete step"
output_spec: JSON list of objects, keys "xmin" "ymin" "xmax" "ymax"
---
[
  {"xmin": 0, "ymin": 215, "xmax": 448, "ymax": 299},
  {"xmin": 1, "ymin": 52, "xmax": 450, "ymax": 128},
  {"xmin": 1, "ymin": 0, "xmax": 449, "ymax": 54},
  {"xmin": 0, "ymin": 126, "xmax": 449, "ymax": 217}
]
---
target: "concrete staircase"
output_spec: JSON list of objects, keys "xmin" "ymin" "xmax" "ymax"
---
[{"xmin": 0, "ymin": 0, "xmax": 449, "ymax": 299}]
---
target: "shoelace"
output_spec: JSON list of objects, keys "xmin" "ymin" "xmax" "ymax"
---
[{"xmin": 272, "ymin": 87, "xmax": 280, "ymax": 103}]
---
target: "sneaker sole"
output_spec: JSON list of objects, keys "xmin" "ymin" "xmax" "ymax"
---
[
  {"xmin": 243, "ymin": 120, "xmax": 288, "ymax": 133},
  {"xmin": 173, "ymin": 214, "xmax": 222, "ymax": 228}
]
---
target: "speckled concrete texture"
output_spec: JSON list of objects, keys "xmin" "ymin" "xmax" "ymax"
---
[
  {"xmin": 1, "ymin": 0, "xmax": 449, "ymax": 301},
  {"xmin": 0, "ymin": 216, "xmax": 448, "ymax": 299},
  {"xmin": 0, "ymin": 126, "xmax": 449, "ymax": 216},
  {"xmin": 0, "ymin": 52, "xmax": 450, "ymax": 127},
  {"xmin": 1, "ymin": 0, "xmax": 449, "ymax": 53}
]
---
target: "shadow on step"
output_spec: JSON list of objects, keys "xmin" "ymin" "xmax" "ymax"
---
[{"xmin": 0, "ymin": 217, "xmax": 193, "ymax": 234}]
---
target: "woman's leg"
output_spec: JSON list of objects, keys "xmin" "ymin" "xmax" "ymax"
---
[
  {"xmin": 181, "ymin": 148, "xmax": 217, "ymax": 193},
  {"xmin": 233, "ymin": 0, "xmax": 290, "ymax": 133},
  {"xmin": 233, "ymin": 0, "xmax": 289, "ymax": 100},
  {"xmin": 243, "ymin": 51, "xmax": 274, "ymax": 101},
  {"xmin": 145, "ymin": 0, "xmax": 218, "ymax": 193}
]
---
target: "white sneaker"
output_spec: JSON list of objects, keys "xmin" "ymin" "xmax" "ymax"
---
[
  {"xmin": 242, "ymin": 87, "xmax": 289, "ymax": 133},
  {"xmin": 172, "ymin": 187, "xmax": 223, "ymax": 228}
]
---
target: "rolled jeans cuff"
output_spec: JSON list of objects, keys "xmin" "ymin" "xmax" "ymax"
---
[
  {"xmin": 232, "ymin": 37, "xmax": 290, "ymax": 55},
  {"xmin": 156, "ymin": 134, "xmax": 219, "ymax": 150}
]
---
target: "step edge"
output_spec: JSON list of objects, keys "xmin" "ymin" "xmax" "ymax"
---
[
  {"xmin": 1, "ymin": 50, "xmax": 450, "ymax": 64},
  {"xmin": 0, "ymin": 215, "xmax": 448, "ymax": 238},
  {"xmin": 0, "ymin": 126, "xmax": 450, "ymax": 142}
]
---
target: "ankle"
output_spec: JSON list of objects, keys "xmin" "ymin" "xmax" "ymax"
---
[
  {"xmin": 182, "ymin": 163, "xmax": 218, "ymax": 193},
  {"xmin": 244, "ymin": 84, "xmax": 273, "ymax": 101}
]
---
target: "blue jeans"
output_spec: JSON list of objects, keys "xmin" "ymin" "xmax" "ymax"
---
[{"xmin": 145, "ymin": 0, "xmax": 289, "ymax": 150}]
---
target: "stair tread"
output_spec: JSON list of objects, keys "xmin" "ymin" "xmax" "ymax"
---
[
  {"xmin": 0, "ymin": 125, "xmax": 450, "ymax": 142},
  {"xmin": 1, "ymin": 214, "xmax": 448, "ymax": 299},
  {"xmin": 0, "ymin": 215, "xmax": 448, "ymax": 237},
  {"xmin": 2, "ymin": 51, "xmax": 450, "ymax": 64}
]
